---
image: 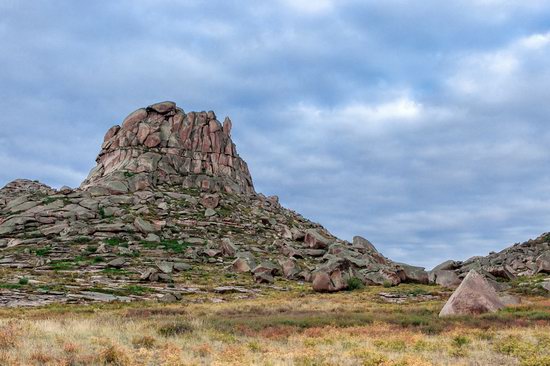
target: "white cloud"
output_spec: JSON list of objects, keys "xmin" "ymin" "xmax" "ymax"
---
[
  {"xmin": 519, "ymin": 32, "xmax": 550, "ymax": 49},
  {"xmin": 279, "ymin": 0, "xmax": 335, "ymax": 14},
  {"xmin": 289, "ymin": 96, "xmax": 434, "ymax": 137},
  {"xmin": 447, "ymin": 31, "xmax": 550, "ymax": 102}
]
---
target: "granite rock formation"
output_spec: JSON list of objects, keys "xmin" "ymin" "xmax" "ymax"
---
[
  {"xmin": 0, "ymin": 101, "xmax": 419, "ymax": 306},
  {"xmin": 439, "ymin": 269, "xmax": 505, "ymax": 317},
  {"xmin": 430, "ymin": 233, "xmax": 550, "ymax": 288},
  {"xmin": 81, "ymin": 101, "xmax": 254, "ymax": 195}
]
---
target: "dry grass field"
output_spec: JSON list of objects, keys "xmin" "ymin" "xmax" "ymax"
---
[{"xmin": 0, "ymin": 283, "xmax": 548, "ymax": 366}]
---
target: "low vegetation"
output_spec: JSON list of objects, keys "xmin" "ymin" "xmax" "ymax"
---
[{"xmin": 0, "ymin": 284, "xmax": 546, "ymax": 365}]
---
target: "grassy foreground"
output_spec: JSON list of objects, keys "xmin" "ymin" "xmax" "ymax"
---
[{"xmin": 0, "ymin": 283, "xmax": 548, "ymax": 366}]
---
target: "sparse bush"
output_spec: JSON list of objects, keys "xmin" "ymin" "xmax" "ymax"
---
[
  {"xmin": 520, "ymin": 355, "xmax": 550, "ymax": 366},
  {"xmin": 63, "ymin": 342, "xmax": 79, "ymax": 354},
  {"xmin": 35, "ymin": 247, "xmax": 51, "ymax": 256},
  {"xmin": 494, "ymin": 335, "xmax": 535, "ymax": 358},
  {"xmin": 452, "ymin": 335, "xmax": 470, "ymax": 348},
  {"xmin": 374, "ymin": 338, "xmax": 407, "ymax": 352},
  {"xmin": 158, "ymin": 321, "xmax": 194, "ymax": 337},
  {"xmin": 247, "ymin": 341, "xmax": 263, "ymax": 352},
  {"xmin": 50, "ymin": 260, "xmax": 75, "ymax": 270},
  {"xmin": 131, "ymin": 335, "xmax": 156, "ymax": 349},
  {"xmin": 0, "ymin": 322, "xmax": 19, "ymax": 349},
  {"xmin": 347, "ymin": 277, "xmax": 364, "ymax": 291},
  {"xmin": 98, "ymin": 343, "xmax": 131, "ymax": 366},
  {"xmin": 123, "ymin": 285, "xmax": 149, "ymax": 295},
  {"xmin": 18, "ymin": 278, "xmax": 28, "ymax": 285},
  {"xmin": 413, "ymin": 339, "xmax": 439, "ymax": 352},
  {"xmin": 105, "ymin": 237, "xmax": 128, "ymax": 247},
  {"xmin": 351, "ymin": 349, "xmax": 388, "ymax": 366},
  {"xmin": 74, "ymin": 237, "xmax": 92, "ymax": 243}
]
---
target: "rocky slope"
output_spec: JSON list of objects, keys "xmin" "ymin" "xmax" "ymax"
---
[
  {"xmin": 0, "ymin": 101, "xmax": 424, "ymax": 306},
  {"xmin": 429, "ymin": 233, "xmax": 550, "ymax": 289}
]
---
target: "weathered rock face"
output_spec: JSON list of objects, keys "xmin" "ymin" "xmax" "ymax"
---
[
  {"xmin": 81, "ymin": 101, "xmax": 255, "ymax": 195},
  {"xmin": 430, "ymin": 233, "xmax": 550, "ymax": 286},
  {"xmin": 439, "ymin": 270, "xmax": 505, "ymax": 317}
]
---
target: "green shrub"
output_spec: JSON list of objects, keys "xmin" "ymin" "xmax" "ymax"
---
[
  {"xmin": 105, "ymin": 237, "xmax": 128, "ymax": 247},
  {"xmin": 452, "ymin": 335, "xmax": 471, "ymax": 348},
  {"xmin": 347, "ymin": 277, "xmax": 364, "ymax": 291},
  {"xmin": 73, "ymin": 237, "xmax": 91, "ymax": 243},
  {"xmin": 50, "ymin": 260, "xmax": 75, "ymax": 271},
  {"xmin": 35, "ymin": 247, "xmax": 51, "ymax": 257},
  {"xmin": 18, "ymin": 278, "xmax": 29, "ymax": 285}
]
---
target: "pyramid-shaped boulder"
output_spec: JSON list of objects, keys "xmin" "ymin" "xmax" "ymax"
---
[{"xmin": 439, "ymin": 269, "xmax": 505, "ymax": 317}]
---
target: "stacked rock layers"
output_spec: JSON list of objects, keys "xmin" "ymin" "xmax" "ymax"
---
[{"xmin": 81, "ymin": 101, "xmax": 255, "ymax": 195}]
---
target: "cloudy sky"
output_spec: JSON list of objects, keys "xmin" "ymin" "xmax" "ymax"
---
[{"xmin": 1, "ymin": 1, "xmax": 550, "ymax": 269}]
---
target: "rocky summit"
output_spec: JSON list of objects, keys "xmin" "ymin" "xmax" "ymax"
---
[
  {"xmin": 81, "ymin": 101, "xmax": 254, "ymax": 195},
  {"xmin": 0, "ymin": 101, "xmax": 423, "ymax": 307}
]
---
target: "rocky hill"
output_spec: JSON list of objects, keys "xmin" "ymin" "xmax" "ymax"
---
[
  {"xmin": 0, "ymin": 101, "xmax": 426, "ymax": 307},
  {"xmin": 429, "ymin": 233, "xmax": 550, "ymax": 290}
]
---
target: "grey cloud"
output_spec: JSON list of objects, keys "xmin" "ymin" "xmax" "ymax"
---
[{"xmin": 1, "ymin": 1, "xmax": 550, "ymax": 268}]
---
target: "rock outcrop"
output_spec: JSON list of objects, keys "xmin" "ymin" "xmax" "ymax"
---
[
  {"xmin": 0, "ymin": 101, "xmax": 418, "ymax": 305},
  {"xmin": 439, "ymin": 269, "xmax": 505, "ymax": 317},
  {"xmin": 81, "ymin": 101, "xmax": 254, "ymax": 195},
  {"xmin": 430, "ymin": 233, "xmax": 550, "ymax": 287}
]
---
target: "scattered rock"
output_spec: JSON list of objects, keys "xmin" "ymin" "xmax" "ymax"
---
[
  {"xmin": 107, "ymin": 258, "xmax": 127, "ymax": 268},
  {"xmin": 200, "ymin": 194, "xmax": 220, "ymax": 209},
  {"xmin": 134, "ymin": 217, "xmax": 156, "ymax": 233},
  {"xmin": 304, "ymin": 229, "xmax": 331, "ymax": 249},
  {"xmin": 232, "ymin": 258, "xmax": 252, "ymax": 273},
  {"xmin": 159, "ymin": 293, "xmax": 180, "ymax": 303},
  {"xmin": 173, "ymin": 262, "xmax": 191, "ymax": 272},
  {"xmin": 254, "ymin": 272, "xmax": 274, "ymax": 284},
  {"xmin": 220, "ymin": 238, "xmax": 237, "ymax": 257},
  {"xmin": 157, "ymin": 261, "xmax": 174, "ymax": 274}
]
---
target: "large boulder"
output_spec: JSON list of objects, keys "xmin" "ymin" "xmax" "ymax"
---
[
  {"xmin": 304, "ymin": 229, "xmax": 331, "ymax": 249},
  {"xmin": 431, "ymin": 269, "xmax": 461, "ymax": 288},
  {"xmin": 429, "ymin": 260, "xmax": 460, "ymax": 283},
  {"xmin": 397, "ymin": 263, "xmax": 429, "ymax": 284},
  {"xmin": 219, "ymin": 238, "xmax": 237, "ymax": 257},
  {"xmin": 439, "ymin": 270, "xmax": 505, "ymax": 317},
  {"xmin": 352, "ymin": 236, "xmax": 378, "ymax": 253},
  {"xmin": 536, "ymin": 252, "xmax": 550, "ymax": 274},
  {"xmin": 312, "ymin": 269, "xmax": 347, "ymax": 292}
]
